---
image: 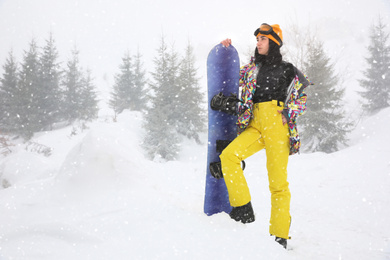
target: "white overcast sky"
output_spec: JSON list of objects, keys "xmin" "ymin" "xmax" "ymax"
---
[{"xmin": 1, "ymin": 0, "xmax": 389, "ymax": 109}]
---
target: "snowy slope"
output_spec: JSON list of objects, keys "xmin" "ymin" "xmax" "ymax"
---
[{"xmin": 0, "ymin": 109, "xmax": 389, "ymax": 260}]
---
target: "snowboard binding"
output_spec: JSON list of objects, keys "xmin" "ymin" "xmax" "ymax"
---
[
  {"xmin": 210, "ymin": 139, "xmax": 246, "ymax": 179},
  {"xmin": 209, "ymin": 161, "xmax": 246, "ymax": 179},
  {"xmin": 210, "ymin": 92, "xmax": 239, "ymax": 115},
  {"xmin": 210, "ymin": 161, "xmax": 223, "ymax": 179}
]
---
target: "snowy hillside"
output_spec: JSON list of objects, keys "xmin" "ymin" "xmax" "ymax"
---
[{"xmin": 0, "ymin": 108, "xmax": 389, "ymax": 260}]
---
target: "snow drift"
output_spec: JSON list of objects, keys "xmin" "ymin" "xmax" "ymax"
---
[{"xmin": 0, "ymin": 109, "xmax": 389, "ymax": 259}]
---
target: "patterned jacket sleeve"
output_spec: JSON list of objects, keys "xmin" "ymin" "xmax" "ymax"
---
[{"xmin": 282, "ymin": 68, "xmax": 311, "ymax": 122}]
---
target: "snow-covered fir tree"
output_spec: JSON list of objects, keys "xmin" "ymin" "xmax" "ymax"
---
[
  {"xmin": 176, "ymin": 42, "xmax": 205, "ymax": 144},
  {"xmin": 110, "ymin": 51, "xmax": 134, "ymax": 115},
  {"xmin": 166, "ymin": 42, "xmax": 182, "ymax": 126},
  {"xmin": 109, "ymin": 50, "xmax": 146, "ymax": 116},
  {"xmin": 143, "ymin": 37, "xmax": 180, "ymax": 161},
  {"xmin": 39, "ymin": 33, "xmax": 62, "ymax": 128},
  {"xmin": 300, "ymin": 39, "xmax": 350, "ymax": 153},
  {"xmin": 61, "ymin": 47, "xmax": 84, "ymax": 122},
  {"xmin": 79, "ymin": 70, "xmax": 99, "ymax": 121},
  {"xmin": 358, "ymin": 18, "xmax": 390, "ymax": 114},
  {"xmin": 0, "ymin": 51, "xmax": 19, "ymax": 134},
  {"xmin": 133, "ymin": 50, "xmax": 147, "ymax": 111},
  {"xmin": 17, "ymin": 39, "xmax": 44, "ymax": 139},
  {"xmin": 62, "ymin": 47, "xmax": 99, "ymax": 123}
]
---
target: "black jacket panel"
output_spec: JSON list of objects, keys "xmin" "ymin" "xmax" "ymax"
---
[{"xmin": 253, "ymin": 61, "xmax": 295, "ymax": 104}]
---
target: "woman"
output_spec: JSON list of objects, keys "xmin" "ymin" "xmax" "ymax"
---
[{"xmin": 219, "ymin": 23, "xmax": 310, "ymax": 249}]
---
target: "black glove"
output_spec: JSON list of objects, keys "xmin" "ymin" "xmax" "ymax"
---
[{"xmin": 210, "ymin": 92, "xmax": 239, "ymax": 116}]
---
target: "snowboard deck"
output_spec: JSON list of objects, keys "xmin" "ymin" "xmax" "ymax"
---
[{"xmin": 204, "ymin": 43, "xmax": 240, "ymax": 216}]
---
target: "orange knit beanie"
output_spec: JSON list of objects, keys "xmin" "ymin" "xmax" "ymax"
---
[{"xmin": 255, "ymin": 24, "xmax": 283, "ymax": 46}]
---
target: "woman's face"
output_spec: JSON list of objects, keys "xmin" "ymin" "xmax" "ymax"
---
[{"xmin": 256, "ymin": 36, "xmax": 269, "ymax": 55}]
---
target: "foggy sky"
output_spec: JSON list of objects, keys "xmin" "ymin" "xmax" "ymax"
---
[{"xmin": 1, "ymin": 0, "xmax": 389, "ymax": 113}]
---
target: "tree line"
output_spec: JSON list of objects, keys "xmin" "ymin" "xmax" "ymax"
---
[
  {"xmin": 146, "ymin": 39, "xmax": 206, "ymax": 160},
  {"xmin": 0, "ymin": 34, "xmax": 98, "ymax": 139},
  {"xmin": 0, "ymin": 34, "xmax": 205, "ymax": 160},
  {"xmin": 108, "ymin": 38, "xmax": 205, "ymax": 160},
  {"xmin": 282, "ymin": 17, "xmax": 390, "ymax": 153},
  {"xmin": 1, "ymin": 17, "xmax": 389, "ymax": 159}
]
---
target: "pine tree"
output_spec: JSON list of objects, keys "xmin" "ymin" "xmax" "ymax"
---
[
  {"xmin": 143, "ymin": 37, "xmax": 180, "ymax": 161},
  {"xmin": 133, "ymin": 50, "xmax": 147, "ymax": 111},
  {"xmin": 300, "ymin": 39, "xmax": 350, "ymax": 153},
  {"xmin": 39, "ymin": 33, "xmax": 62, "ymax": 128},
  {"xmin": 110, "ymin": 50, "xmax": 147, "ymax": 116},
  {"xmin": 0, "ymin": 51, "xmax": 19, "ymax": 134},
  {"xmin": 17, "ymin": 39, "xmax": 44, "ymax": 138},
  {"xmin": 166, "ymin": 42, "xmax": 182, "ymax": 127},
  {"xmin": 79, "ymin": 70, "xmax": 99, "ymax": 120},
  {"xmin": 358, "ymin": 18, "xmax": 390, "ymax": 113},
  {"xmin": 110, "ymin": 51, "xmax": 133, "ymax": 115},
  {"xmin": 61, "ymin": 47, "xmax": 85, "ymax": 122},
  {"xmin": 62, "ymin": 48, "xmax": 99, "ymax": 123},
  {"xmin": 176, "ymin": 41, "xmax": 205, "ymax": 144},
  {"xmin": 110, "ymin": 51, "xmax": 140, "ymax": 115}
]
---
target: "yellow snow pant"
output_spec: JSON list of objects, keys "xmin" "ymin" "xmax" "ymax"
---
[{"xmin": 220, "ymin": 100, "xmax": 291, "ymax": 239}]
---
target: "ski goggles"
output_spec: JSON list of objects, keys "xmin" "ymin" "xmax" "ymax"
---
[{"xmin": 254, "ymin": 23, "xmax": 283, "ymax": 47}]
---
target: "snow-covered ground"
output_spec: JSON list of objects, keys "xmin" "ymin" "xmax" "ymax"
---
[{"xmin": 0, "ymin": 108, "xmax": 389, "ymax": 260}]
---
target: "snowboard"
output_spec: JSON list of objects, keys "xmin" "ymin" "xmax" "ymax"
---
[{"xmin": 204, "ymin": 43, "xmax": 240, "ymax": 216}]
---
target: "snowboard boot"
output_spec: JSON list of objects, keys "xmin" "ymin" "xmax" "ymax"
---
[
  {"xmin": 229, "ymin": 201, "xmax": 255, "ymax": 224},
  {"xmin": 275, "ymin": 237, "xmax": 287, "ymax": 249}
]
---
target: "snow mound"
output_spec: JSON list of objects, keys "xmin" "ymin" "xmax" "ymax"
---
[
  {"xmin": 349, "ymin": 107, "xmax": 390, "ymax": 148},
  {"xmin": 57, "ymin": 124, "xmax": 143, "ymax": 184},
  {"xmin": 0, "ymin": 109, "xmax": 389, "ymax": 259}
]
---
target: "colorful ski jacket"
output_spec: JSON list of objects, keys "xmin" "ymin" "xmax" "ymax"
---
[{"xmin": 237, "ymin": 57, "xmax": 311, "ymax": 155}]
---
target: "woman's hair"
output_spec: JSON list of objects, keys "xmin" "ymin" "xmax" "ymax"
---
[{"xmin": 254, "ymin": 40, "xmax": 282, "ymax": 65}]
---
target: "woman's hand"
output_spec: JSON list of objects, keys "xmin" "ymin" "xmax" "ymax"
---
[
  {"xmin": 278, "ymin": 110, "xmax": 287, "ymax": 125},
  {"xmin": 221, "ymin": 38, "xmax": 232, "ymax": 47}
]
